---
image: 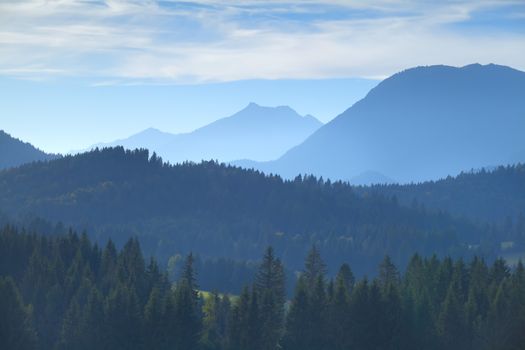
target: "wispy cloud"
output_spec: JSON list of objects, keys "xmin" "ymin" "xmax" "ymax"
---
[{"xmin": 1, "ymin": 0, "xmax": 524, "ymax": 82}]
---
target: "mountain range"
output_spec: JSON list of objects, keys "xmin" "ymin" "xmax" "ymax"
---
[
  {"xmin": 0, "ymin": 130, "xmax": 58, "ymax": 170},
  {"xmin": 83, "ymin": 103, "xmax": 322, "ymax": 163},
  {"xmin": 75, "ymin": 63, "xmax": 525, "ymax": 185},
  {"xmin": 237, "ymin": 64, "xmax": 525, "ymax": 184}
]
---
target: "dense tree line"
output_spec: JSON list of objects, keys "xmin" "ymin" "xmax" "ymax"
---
[
  {"xmin": 2, "ymin": 226, "xmax": 524, "ymax": 350},
  {"xmin": 356, "ymin": 164, "xmax": 525, "ymax": 225},
  {"xmin": 0, "ymin": 147, "xmax": 498, "ymax": 276}
]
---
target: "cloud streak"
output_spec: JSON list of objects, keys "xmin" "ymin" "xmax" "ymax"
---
[{"xmin": 1, "ymin": 0, "xmax": 524, "ymax": 82}]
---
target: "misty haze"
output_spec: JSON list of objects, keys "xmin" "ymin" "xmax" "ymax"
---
[{"xmin": 1, "ymin": 1, "xmax": 524, "ymax": 350}]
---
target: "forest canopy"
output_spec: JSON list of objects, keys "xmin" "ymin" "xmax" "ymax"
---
[
  {"xmin": 1, "ymin": 226, "xmax": 524, "ymax": 350},
  {"xmin": 0, "ymin": 147, "xmax": 516, "ymax": 278}
]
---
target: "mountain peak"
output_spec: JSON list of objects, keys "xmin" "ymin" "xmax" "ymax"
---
[
  {"xmin": 138, "ymin": 127, "xmax": 166, "ymax": 135},
  {"xmin": 236, "ymin": 102, "xmax": 296, "ymax": 117},
  {"xmin": 393, "ymin": 63, "xmax": 519, "ymax": 78},
  {"xmin": 243, "ymin": 102, "xmax": 295, "ymax": 113},
  {"xmin": 252, "ymin": 63, "xmax": 525, "ymax": 184}
]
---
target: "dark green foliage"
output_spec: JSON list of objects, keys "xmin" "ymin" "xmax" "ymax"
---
[
  {"xmin": 357, "ymin": 164, "xmax": 525, "ymax": 224},
  {"xmin": 0, "ymin": 277, "xmax": 37, "ymax": 350},
  {"xmin": 284, "ymin": 248, "xmax": 329, "ymax": 350},
  {"xmin": 201, "ymin": 292, "xmax": 231, "ymax": 350},
  {"xmin": 0, "ymin": 226, "xmax": 191, "ymax": 350},
  {"xmin": 255, "ymin": 247, "xmax": 286, "ymax": 350},
  {"xmin": 303, "ymin": 245, "xmax": 327, "ymax": 288},
  {"xmin": 0, "ymin": 147, "xmax": 496, "ymax": 277},
  {"xmin": 378, "ymin": 255, "xmax": 400, "ymax": 291},
  {"xmin": 282, "ymin": 277, "xmax": 311, "ymax": 350},
  {"xmin": 335, "ymin": 263, "xmax": 355, "ymax": 292},
  {"xmin": 228, "ymin": 286, "xmax": 261, "ymax": 350},
  {"xmin": 1, "ymin": 226, "xmax": 525, "ymax": 350},
  {"xmin": 171, "ymin": 279, "xmax": 202, "ymax": 350}
]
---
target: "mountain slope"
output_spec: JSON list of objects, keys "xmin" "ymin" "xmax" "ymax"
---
[
  {"xmin": 355, "ymin": 164, "xmax": 525, "ymax": 225},
  {"xmin": 0, "ymin": 130, "xmax": 58, "ymax": 170},
  {"xmin": 85, "ymin": 103, "xmax": 322, "ymax": 163},
  {"xmin": 0, "ymin": 147, "xmax": 490, "ymax": 276},
  {"xmin": 245, "ymin": 64, "xmax": 525, "ymax": 184}
]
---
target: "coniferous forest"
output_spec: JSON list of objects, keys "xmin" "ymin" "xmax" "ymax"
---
[
  {"xmin": 1, "ymin": 147, "xmax": 522, "ymax": 282},
  {"xmin": 2, "ymin": 1, "xmax": 525, "ymax": 348},
  {"xmin": 1, "ymin": 226, "xmax": 524, "ymax": 350}
]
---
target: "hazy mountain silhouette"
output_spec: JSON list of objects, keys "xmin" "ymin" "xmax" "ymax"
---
[
  {"xmin": 84, "ymin": 103, "xmax": 322, "ymax": 163},
  {"xmin": 0, "ymin": 130, "xmax": 58, "ymax": 170},
  {"xmin": 238, "ymin": 64, "xmax": 525, "ymax": 184},
  {"xmin": 88, "ymin": 127, "xmax": 175, "ymax": 154}
]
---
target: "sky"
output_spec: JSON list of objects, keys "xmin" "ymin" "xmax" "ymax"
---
[{"xmin": 1, "ymin": 0, "xmax": 524, "ymax": 153}]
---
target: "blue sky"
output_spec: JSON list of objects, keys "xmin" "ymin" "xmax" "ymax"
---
[{"xmin": 1, "ymin": 0, "xmax": 524, "ymax": 153}]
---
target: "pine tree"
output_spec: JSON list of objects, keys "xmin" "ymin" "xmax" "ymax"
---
[
  {"xmin": 327, "ymin": 270, "xmax": 351, "ymax": 350},
  {"xmin": 104, "ymin": 284, "xmax": 144, "ymax": 350},
  {"xmin": 348, "ymin": 279, "xmax": 370, "ymax": 349},
  {"xmin": 0, "ymin": 277, "xmax": 37, "ymax": 350},
  {"xmin": 381, "ymin": 283, "xmax": 403, "ymax": 350},
  {"xmin": 282, "ymin": 277, "xmax": 311, "ymax": 350},
  {"xmin": 181, "ymin": 252, "xmax": 199, "ymax": 302},
  {"xmin": 58, "ymin": 298, "xmax": 82, "ymax": 350},
  {"xmin": 117, "ymin": 238, "xmax": 147, "ymax": 302},
  {"xmin": 437, "ymin": 284, "xmax": 466, "ymax": 350},
  {"xmin": 303, "ymin": 245, "xmax": 327, "ymax": 289},
  {"xmin": 75, "ymin": 287, "xmax": 105, "ymax": 350},
  {"xmin": 255, "ymin": 247, "xmax": 286, "ymax": 350},
  {"xmin": 335, "ymin": 263, "xmax": 355, "ymax": 293},
  {"xmin": 228, "ymin": 286, "xmax": 250, "ymax": 350},
  {"xmin": 101, "ymin": 239, "xmax": 118, "ymax": 293},
  {"xmin": 144, "ymin": 286, "xmax": 166, "ymax": 349},
  {"xmin": 308, "ymin": 275, "xmax": 328, "ymax": 350},
  {"xmin": 367, "ymin": 280, "xmax": 385, "ymax": 349},
  {"xmin": 171, "ymin": 279, "xmax": 202, "ymax": 350},
  {"xmin": 247, "ymin": 288, "xmax": 262, "ymax": 350},
  {"xmin": 379, "ymin": 255, "xmax": 400, "ymax": 291}
]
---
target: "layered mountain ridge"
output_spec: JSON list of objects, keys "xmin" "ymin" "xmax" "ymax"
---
[
  {"xmin": 83, "ymin": 103, "xmax": 322, "ymax": 163},
  {"xmin": 238, "ymin": 64, "xmax": 525, "ymax": 184}
]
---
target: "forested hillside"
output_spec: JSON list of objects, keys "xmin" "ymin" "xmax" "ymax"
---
[
  {"xmin": 0, "ymin": 130, "xmax": 58, "ymax": 170},
  {"xmin": 356, "ymin": 164, "xmax": 525, "ymax": 224},
  {"xmin": 1, "ymin": 227, "xmax": 524, "ymax": 350},
  {"xmin": 0, "ymin": 147, "xmax": 493, "ymax": 277}
]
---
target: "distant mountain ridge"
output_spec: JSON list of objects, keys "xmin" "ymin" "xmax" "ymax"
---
[
  {"xmin": 83, "ymin": 103, "xmax": 322, "ymax": 163},
  {"xmin": 238, "ymin": 64, "xmax": 525, "ymax": 184},
  {"xmin": 355, "ymin": 164, "xmax": 525, "ymax": 224},
  {"xmin": 0, "ymin": 130, "xmax": 58, "ymax": 170}
]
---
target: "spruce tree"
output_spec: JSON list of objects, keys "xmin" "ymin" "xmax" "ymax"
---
[
  {"xmin": 336, "ymin": 263, "xmax": 355, "ymax": 293},
  {"xmin": 379, "ymin": 255, "xmax": 400, "ymax": 291},
  {"xmin": 172, "ymin": 279, "xmax": 202, "ymax": 350},
  {"xmin": 283, "ymin": 277, "xmax": 311, "ymax": 350},
  {"xmin": 437, "ymin": 284, "xmax": 466, "ymax": 350},
  {"xmin": 255, "ymin": 247, "xmax": 286, "ymax": 350},
  {"xmin": 0, "ymin": 277, "xmax": 37, "ymax": 350},
  {"xmin": 327, "ymin": 271, "xmax": 351, "ymax": 350},
  {"xmin": 303, "ymin": 245, "xmax": 326, "ymax": 289}
]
